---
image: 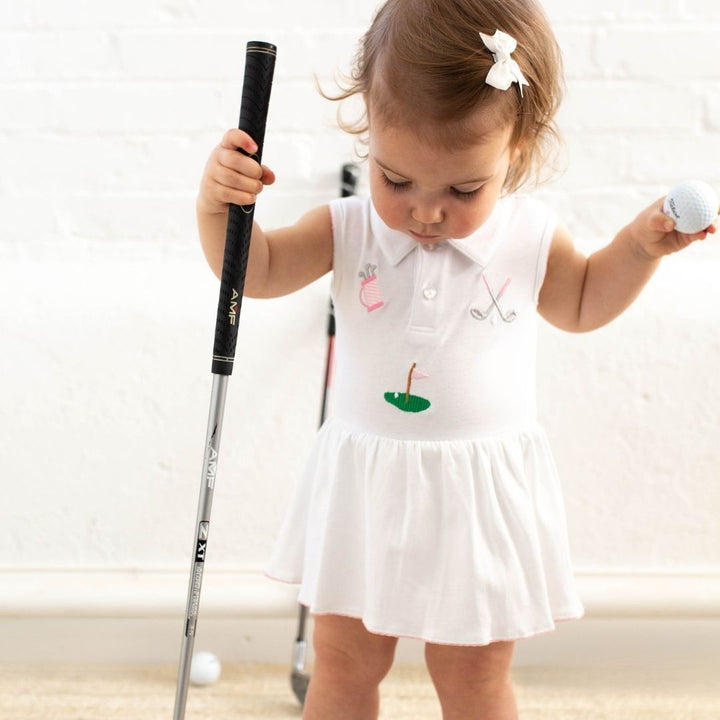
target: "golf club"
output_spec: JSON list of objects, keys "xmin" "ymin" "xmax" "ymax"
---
[
  {"xmin": 172, "ymin": 40, "xmax": 277, "ymax": 720},
  {"xmin": 290, "ymin": 162, "xmax": 361, "ymax": 707}
]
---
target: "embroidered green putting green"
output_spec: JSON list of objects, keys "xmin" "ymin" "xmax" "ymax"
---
[
  {"xmin": 384, "ymin": 392, "xmax": 431, "ymax": 413},
  {"xmin": 384, "ymin": 363, "xmax": 431, "ymax": 414}
]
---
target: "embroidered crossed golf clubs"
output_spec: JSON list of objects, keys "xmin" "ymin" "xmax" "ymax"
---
[{"xmin": 470, "ymin": 275, "xmax": 517, "ymax": 323}]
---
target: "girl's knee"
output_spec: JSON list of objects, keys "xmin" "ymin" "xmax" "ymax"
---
[
  {"xmin": 425, "ymin": 640, "xmax": 515, "ymax": 693},
  {"xmin": 312, "ymin": 614, "xmax": 398, "ymax": 687}
]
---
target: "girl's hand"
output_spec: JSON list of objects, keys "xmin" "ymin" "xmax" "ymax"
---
[
  {"xmin": 198, "ymin": 128, "xmax": 276, "ymax": 215},
  {"xmin": 631, "ymin": 198, "xmax": 718, "ymax": 259}
]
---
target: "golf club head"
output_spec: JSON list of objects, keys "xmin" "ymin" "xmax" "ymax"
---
[
  {"xmin": 290, "ymin": 667, "xmax": 310, "ymax": 706},
  {"xmin": 291, "ymin": 636, "xmax": 310, "ymax": 706}
]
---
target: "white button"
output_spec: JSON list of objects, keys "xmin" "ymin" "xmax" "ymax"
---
[
  {"xmin": 423, "ymin": 285, "xmax": 438, "ymax": 300},
  {"xmin": 423, "ymin": 244, "xmax": 436, "ymax": 252}
]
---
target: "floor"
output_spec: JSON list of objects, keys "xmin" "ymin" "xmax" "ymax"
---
[{"xmin": 1, "ymin": 661, "xmax": 719, "ymax": 720}]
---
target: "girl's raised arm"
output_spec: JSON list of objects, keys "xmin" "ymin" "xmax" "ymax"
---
[{"xmin": 539, "ymin": 198, "xmax": 716, "ymax": 332}]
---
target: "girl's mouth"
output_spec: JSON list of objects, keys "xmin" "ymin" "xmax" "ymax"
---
[{"xmin": 410, "ymin": 230, "xmax": 443, "ymax": 243}]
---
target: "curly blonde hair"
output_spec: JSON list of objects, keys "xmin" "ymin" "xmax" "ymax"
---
[{"xmin": 325, "ymin": 0, "xmax": 564, "ymax": 193}]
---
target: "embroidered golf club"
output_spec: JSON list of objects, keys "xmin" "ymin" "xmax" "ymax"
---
[{"xmin": 471, "ymin": 275, "xmax": 517, "ymax": 323}]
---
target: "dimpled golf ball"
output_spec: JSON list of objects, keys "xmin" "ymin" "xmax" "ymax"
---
[
  {"xmin": 190, "ymin": 651, "xmax": 222, "ymax": 686},
  {"xmin": 663, "ymin": 180, "xmax": 719, "ymax": 234}
]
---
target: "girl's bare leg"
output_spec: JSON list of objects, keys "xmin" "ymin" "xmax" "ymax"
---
[
  {"xmin": 425, "ymin": 640, "xmax": 518, "ymax": 720},
  {"xmin": 303, "ymin": 614, "xmax": 398, "ymax": 720}
]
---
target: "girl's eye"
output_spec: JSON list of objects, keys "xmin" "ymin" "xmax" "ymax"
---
[
  {"xmin": 450, "ymin": 186, "xmax": 481, "ymax": 201},
  {"xmin": 381, "ymin": 172, "xmax": 411, "ymax": 192},
  {"xmin": 380, "ymin": 169, "xmax": 482, "ymax": 199}
]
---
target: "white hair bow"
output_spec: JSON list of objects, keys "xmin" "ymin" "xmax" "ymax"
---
[{"xmin": 479, "ymin": 30, "xmax": 529, "ymax": 97}]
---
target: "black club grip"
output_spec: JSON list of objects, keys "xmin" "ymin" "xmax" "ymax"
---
[
  {"xmin": 341, "ymin": 163, "xmax": 361, "ymax": 198},
  {"xmin": 212, "ymin": 41, "xmax": 277, "ymax": 375}
]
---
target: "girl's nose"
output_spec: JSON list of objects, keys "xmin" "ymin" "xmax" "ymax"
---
[{"xmin": 411, "ymin": 200, "xmax": 444, "ymax": 225}]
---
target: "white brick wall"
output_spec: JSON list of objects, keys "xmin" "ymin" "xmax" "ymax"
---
[
  {"xmin": 1, "ymin": 0, "xmax": 719, "ymax": 636},
  {"xmin": 3, "ymin": 1, "xmax": 720, "ymax": 245}
]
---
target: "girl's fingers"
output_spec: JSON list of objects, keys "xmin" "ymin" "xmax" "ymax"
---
[
  {"xmin": 217, "ymin": 145, "xmax": 264, "ymax": 178},
  {"xmin": 260, "ymin": 165, "xmax": 276, "ymax": 186},
  {"xmin": 209, "ymin": 174, "xmax": 260, "ymax": 207},
  {"xmin": 201, "ymin": 128, "xmax": 274, "ymax": 211},
  {"xmin": 221, "ymin": 128, "xmax": 258, "ymax": 155},
  {"xmin": 214, "ymin": 163, "xmax": 263, "ymax": 194}
]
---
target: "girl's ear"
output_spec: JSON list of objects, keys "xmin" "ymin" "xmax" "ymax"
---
[{"xmin": 501, "ymin": 143, "xmax": 524, "ymax": 197}]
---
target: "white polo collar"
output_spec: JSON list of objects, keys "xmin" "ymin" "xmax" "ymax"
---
[{"xmin": 369, "ymin": 198, "xmax": 506, "ymax": 270}]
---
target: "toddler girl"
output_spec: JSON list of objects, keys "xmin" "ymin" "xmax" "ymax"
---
[{"xmin": 197, "ymin": 0, "xmax": 716, "ymax": 718}]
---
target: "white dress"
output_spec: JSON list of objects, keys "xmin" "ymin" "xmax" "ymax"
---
[{"xmin": 266, "ymin": 194, "xmax": 584, "ymax": 645}]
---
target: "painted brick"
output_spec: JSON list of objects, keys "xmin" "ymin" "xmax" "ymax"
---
[
  {"xmin": 116, "ymin": 29, "xmax": 360, "ymax": 81},
  {"xmin": 0, "ymin": 30, "xmax": 122, "ymax": 80},
  {"xmin": 543, "ymin": 0, "xmax": 683, "ymax": 23},
  {"xmin": 46, "ymin": 83, "xmax": 221, "ymax": 134},
  {"xmin": 0, "ymin": 0, "xmax": 204, "ymax": 29},
  {"xmin": 682, "ymin": 0, "xmax": 720, "ymax": 20},
  {"xmin": 706, "ymin": 88, "xmax": 720, "ymax": 131},
  {"xmin": 0, "ymin": 135, "xmax": 215, "ymax": 195},
  {"xmin": 596, "ymin": 28, "xmax": 720, "ymax": 80},
  {"xmin": 627, "ymin": 132, "xmax": 720, "ymax": 185},
  {"xmin": 559, "ymin": 82, "xmax": 701, "ymax": 131}
]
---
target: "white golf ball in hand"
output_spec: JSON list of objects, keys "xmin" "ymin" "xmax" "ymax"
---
[
  {"xmin": 663, "ymin": 180, "xmax": 719, "ymax": 234},
  {"xmin": 190, "ymin": 651, "xmax": 222, "ymax": 686}
]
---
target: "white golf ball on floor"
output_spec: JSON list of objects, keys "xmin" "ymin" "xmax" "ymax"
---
[
  {"xmin": 663, "ymin": 180, "xmax": 719, "ymax": 234},
  {"xmin": 190, "ymin": 651, "xmax": 222, "ymax": 686}
]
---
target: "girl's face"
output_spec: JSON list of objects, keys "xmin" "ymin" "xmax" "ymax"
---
[{"xmin": 367, "ymin": 114, "xmax": 518, "ymax": 245}]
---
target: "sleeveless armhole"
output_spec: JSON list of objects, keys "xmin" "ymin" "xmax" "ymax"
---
[
  {"xmin": 532, "ymin": 204, "xmax": 558, "ymax": 305},
  {"xmin": 328, "ymin": 197, "xmax": 346, "ymax": 301}
]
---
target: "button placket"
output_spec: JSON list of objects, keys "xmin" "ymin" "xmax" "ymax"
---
[{"xmin": 409, "ymin": 245, "xmax": 447, "ymax": 332}]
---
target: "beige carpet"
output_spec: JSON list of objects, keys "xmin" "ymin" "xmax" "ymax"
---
[{"xmin": 1, "ymin": 662, "xmax": 719, "ymax": 719}]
